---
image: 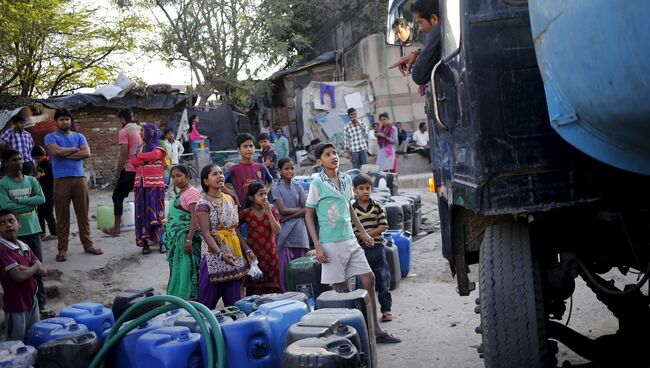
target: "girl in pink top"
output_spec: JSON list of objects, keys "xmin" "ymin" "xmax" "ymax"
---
[
  {"xmin": 188, "ymin": 114, "xmax": 206, "ymax": 141},
  {"xmin": 130, "ymin": 123, "xmax": 167, "ymax": 254}
]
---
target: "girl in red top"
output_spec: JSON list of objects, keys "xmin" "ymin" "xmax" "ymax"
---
[
  {"xmin": 130, "ymin": 123, "xmax": 167, "ymax": 254},
  {"xmin": 239, "ymin": 182, "xmax": 282, "ymax": 295}
]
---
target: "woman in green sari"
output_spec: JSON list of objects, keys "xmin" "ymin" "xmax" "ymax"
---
[{"xmin": 164, "ymin": 165, "xmax": 203, "ymax": 299}]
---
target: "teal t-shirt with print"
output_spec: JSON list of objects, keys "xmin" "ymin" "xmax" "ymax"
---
[
  {"xmin": 0, "ymin": 176, "xmax": 44, "ymax": 236},
  {"xmin": 306, "ymin": 172, "xmax": 354, "ymax": 243}
]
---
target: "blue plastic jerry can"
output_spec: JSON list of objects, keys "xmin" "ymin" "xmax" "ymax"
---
[
  {"xmin": 26, "ymin": 317, "xmax": 89, "ymax": 348},
  {"xmin": 220, "ymin": 314, "xmax": 274, "ymax": 368},
  {"xmin": 383, "ymin": 230, "xmax": 412, "ymax": 277},
  {"xmin": 59, "ymin": 302, "xmax": 114, "ymax": 339},
  {"xmin": 134, "ymin": 326, "xmax": 203, "ymax": 368}
]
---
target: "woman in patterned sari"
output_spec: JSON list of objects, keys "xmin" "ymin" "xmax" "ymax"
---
[
  {"xmin": 164, "ymin": 165, "xmax": 202, "ymax": 299},
  {"xmin": 196, "ymin": 164, "xmax": 257, "ymax": 308},
  {"xmin": 130, "ymin": 123, "xmax": 167, "ymax": 254}
]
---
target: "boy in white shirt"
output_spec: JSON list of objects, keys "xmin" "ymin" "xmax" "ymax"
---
[
  {"xmin": 163, "ymin": 128, "xmax": 184, "ymax": 165},
  {"xmin": 410, "ymin": 122, "xmax": 430, "ymax": 161}
]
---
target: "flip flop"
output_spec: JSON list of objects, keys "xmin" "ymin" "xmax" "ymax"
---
[
  {"xmin": 159, "ymin": 245, "xmax": 167, "ymax": 254},
  {"xmin": 100, "ymin": 227, "xmax": 119, "ymax": 237},
  {"xmin": 84, "ymin": 247, "xmax": 103, "ymax": 255},
  {"xmin": 381, "ymin": 313, "xmax": 394, "ymax": 322},
  {"xmin": 142, "ymin": 247, "xmax": 152, "ymax": 255},
  {"xmin": 56, "ymin": 253, "xmax": 67, "ymax": 262}
]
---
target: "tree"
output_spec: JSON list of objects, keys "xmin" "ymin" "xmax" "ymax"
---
[
  {"xmin": 0, "ymin": 0, "xmax": 141, "ymax": 97},
  {"xmin": 120, "ymin": 0, "xmax": 308, "ymax": 107}
]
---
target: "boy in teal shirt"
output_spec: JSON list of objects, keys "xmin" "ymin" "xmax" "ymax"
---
[
  {"xmin": 0, "ymin": 149, "xmax": 54, "ymax": 318},
  {"xmin": 305, "ymin": 142, "xmax": 401, "ymax": 343}
]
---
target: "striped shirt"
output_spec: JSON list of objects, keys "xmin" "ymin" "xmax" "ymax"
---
[
  {"xmin": 1, "ymin": 129, "xmax": 34, "ymax": 163},
  {"xmin": 224, "ymin": 161, "xmax": 273, "ymax": 204},
  {"xmin": 352, "ymin": 199, "xmax": 388, "ymax": 245}
]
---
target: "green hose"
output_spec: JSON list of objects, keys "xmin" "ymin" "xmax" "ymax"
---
[{"xmin": 88, "ymin": 295, "xmax": 226, "ymax": 368}]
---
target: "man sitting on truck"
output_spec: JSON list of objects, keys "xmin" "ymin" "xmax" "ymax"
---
[{"xmin": 389, "ymin": 0, "xmax": 441, "ymax": 86}]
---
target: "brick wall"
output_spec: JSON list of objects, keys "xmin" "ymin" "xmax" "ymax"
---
[{"xmin": 31, "ymin": 107, "xmax": 183, "ymax": 181}]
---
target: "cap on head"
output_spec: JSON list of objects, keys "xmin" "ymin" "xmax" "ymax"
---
[{"xmin": 314, "ymin": 142, "xmax": 336, "ymax": 159}]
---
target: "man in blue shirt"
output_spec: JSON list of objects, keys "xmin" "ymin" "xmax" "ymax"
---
[{"xmin": 44, "ymin": 109, "xmax": 102, "ymax": 262}]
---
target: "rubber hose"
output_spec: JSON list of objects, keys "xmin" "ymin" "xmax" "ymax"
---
[
  {"xmin": 189, "ymin": 301, "xmax": 227, "ymax": 368},
  {"xmin": 89, "ymin": 296, "xmax": 222, "ymax": 368},
  {"xmin": 102, "ymin": 296, "xmax": 214, "ymax": 368}
]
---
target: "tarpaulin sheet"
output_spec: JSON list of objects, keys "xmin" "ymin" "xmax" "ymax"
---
[
  {"xmin": 176, "ymin": 104, "xmax": 239, "ymax": 151},
  {"xmin": 37, "ymin": 93, "xmax": 190, "ymax": 111}
]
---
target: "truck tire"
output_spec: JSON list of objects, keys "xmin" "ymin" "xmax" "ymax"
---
[{"xmin": 479, "ymin": 223, "xmax": 550, "ymax": 368}]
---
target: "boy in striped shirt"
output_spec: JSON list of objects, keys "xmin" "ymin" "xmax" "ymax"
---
[{"xmin": 352, "ymin": 174, "xmax": 395, "ymax": 324}]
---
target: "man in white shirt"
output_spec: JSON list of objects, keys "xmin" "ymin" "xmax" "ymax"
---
[
  {"xmin": 410, "ymin": 122, "xmax": 430, "ymax": 161},
  {"xmin": 163, "ymin": 128, "xmax": 184, "ymax": 165}
]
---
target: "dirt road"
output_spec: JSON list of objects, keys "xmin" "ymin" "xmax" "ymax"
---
[{"xmin": 21, "ymin": 189, "xmax": 617, "ymax": 367}]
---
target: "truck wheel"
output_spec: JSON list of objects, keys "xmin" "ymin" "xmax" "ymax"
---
[{"xmin": 478, "ymin": 223, "xmax": 550, "ymax": 368}]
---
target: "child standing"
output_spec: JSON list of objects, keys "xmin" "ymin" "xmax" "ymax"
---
[
  {"xmin": 257, "ymin": 133, "xmax": 278, "ymax": 179},
  {"xmin": 305, "ymin": 142, "xmax": 401, "ymax": 344},
  {"xmin": 239, "ymin": 182, "xmax": 282, "ymax": 295},
  {"xmin": 0, "ymin": 209, "xmax": 47, "ymax": 341},
  {"xmin": 271, "ymin": 158, "xmax": 309, "ymax": 291},
  {"xmin": 163, "ymin": 128, "xmax": 184, "ymax": 165},
  {"xmin": 31, "ymin": 146, "xmax": 57, "ymax": 240},
  {"xmin": 224, "ymin": 133, "xmax": 274, "ymax": 206},
  {"xmin": 352, "ymin": 175, "xmax": 394, "ymax": 322}
]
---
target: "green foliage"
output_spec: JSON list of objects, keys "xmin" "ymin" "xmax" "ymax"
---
[{"xmin": 0, "ymin": 0, "xmax": 144, "ymax": 97}]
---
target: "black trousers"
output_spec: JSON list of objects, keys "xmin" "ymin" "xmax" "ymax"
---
[
  {"xmin": 38, "ymin": 192, "xmax": 57, "ymax": 235},
  {"xmin": 112, "ymin": 170, "xmax": 136, "ymax": 216}
]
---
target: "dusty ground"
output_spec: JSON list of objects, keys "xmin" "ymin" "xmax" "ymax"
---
[{"xmin": 3, "ymin": 187, "xmax": 625, "ymax": 367}]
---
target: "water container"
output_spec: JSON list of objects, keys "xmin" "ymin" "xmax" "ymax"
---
[
  {"xmin": 285, "ymin": 320, "xmax": 362, "ymax": 362},
  {"xmin": 0, "ymin": 341, "xmax": 36, "ymax": 368},
  {"xmin": 315, "ymin": 290, "xmax": 376, "ymax": 368},
  {"xmin": 217, "ymin": 306, "xmax": 247, "ymax": 321},
  {"xmin": 134, "ymin": 326, "xmax": 202, "ymax": 368},
  {"xmin": 383, "ymin": 202, "xmax": 404, "ymax": 231},
  {"xmin": 59, "ymin": 302, "xmax": 114, "ymax": 339},
  {"xmin": 390, "ymin": 196, "xmax": 413, "ymax": 236},
  {"xmin": 235, "ymin": 295, "xmax": 262, "ymax": 315},
  {"xmin": 296, "ymin": 150, "xmax": 308, "ymax": 164},
  {"xmin": 294, "ymin": 176, "xmax": 314, "ymax": 193},
  {"xmin": 254, "ymin": 291, "xmax": 308, "ymax": 311},
  {"xmin": 383, "ymin": 230, "xmax": 412, "ymax": 278},
  {"xmin": 220, "ymin": 313, "xmax": 274, "ymax": 368},
  {"xmin": 112, "ymin": 287, "xmax": 164, "ymax": 321},
  {"xmin": 174, "ymin": 309, "xmax": 233, "ymax": 365},
  {"xmin": 370, "ymin": 192, "xmax": 390, "ymax": 204},
  {"xmin": 37, "ymin": 331, "xmax": 100, "ymax": 368},
  {"xmin": 302, "ymin": 309, "xmax": 372, "ymax": 368},
  {"xmin": 102, "ymin": 312, "xmax": 177, "ymax": 368},
  {"xmin": 398, "ymin": 191, "xmax": 422, "ymax": 235},
  {"xmin": 285, "ymin": 257, "xmax": 332, "ymax": 300},
  {"xmin": 250, "ymin": 300, "xmax": 309, "ymax": 367},
  {"xmin": 283, "ymin": 336, "xmax": 361, "ymax": 368},
  {"xmin": 384, "ymin": 239, "xmax": 401, "ymax": 290},
  {"xmin": 26, "ymin": 317, "xmax": 89, "ymax": 348},
  {"xmin": 96, "ymin": 202, "xmax": 135, "ymax": 230}
]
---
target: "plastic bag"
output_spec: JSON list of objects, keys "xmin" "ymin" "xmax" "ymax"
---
[{"xmin": 247, "ymin": 260, "xmax": 264, "ymax": 282}]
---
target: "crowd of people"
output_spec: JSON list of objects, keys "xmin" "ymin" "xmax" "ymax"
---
[{"xmin": 0, "ymin": 108, "xmax": 403, "ymax": 344}]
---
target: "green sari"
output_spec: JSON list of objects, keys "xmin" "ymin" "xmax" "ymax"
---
[{"xmin": 164, "ymin": 192, "xmax": 202, "ymax": 299}]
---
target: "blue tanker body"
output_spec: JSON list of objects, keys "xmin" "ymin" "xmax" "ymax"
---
[{"xmin": 529, "ymin": 0, "xmax": 650, "ymax": 175}]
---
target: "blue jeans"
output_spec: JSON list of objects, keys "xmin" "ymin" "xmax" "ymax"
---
[
  {"xmin": 350, "ymin": 150, "xmax": 369, "ymax": 170},
  {"xmin": 359, "ymin": 243, "xmax": 392, "ymax": 313}
]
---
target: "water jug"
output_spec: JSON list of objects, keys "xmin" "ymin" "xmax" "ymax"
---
[
  {"xmin": 96, "ymin": 202, "xmax": 135, "ymax": 230},
  {"xmin": 398, "ymin": 191, "xmax": 422, "ymax": 235},
  {"xmin": 26, "ymin": 317, "xmax": 88, "ymax": 348},
  {"xmin": 102, "ymin": 312, "xmax": 177, "ymax": 368},
  {"xmin": 37, "ymin": 331, "xmax": 99, "ymax": 368},
  {"xmin": 217, "ymin": 306, "xmax": 247, "ymax": 321},
  {"xmin": 285, "ymin": 320, "xmax": 362, "ymax": 362},
  {"xmin": 303, "ymin": 309, "xmax": 372, "ymax": 368},
  {"xmin": 285, "ymin": 257, "xmax": 331, "ymax": 300},
  {"xmin": 315, "ymin": 290, "xmax": 376, "ymax": 368},
  {"xmin": 390, "ymin": 196, "xmax": 413, "ymax": 236},
  {"xmin": 383, "ymin": 230, "xmax": 412, "ymax": 278},
  {"xmin": 112, "ymin": 287, "xmax": 164, "ymax": 321},
  {"xmin": 250, "ymin": 300, "xmax": 309, "ymax": 367},
  {"xmin": 220, "ymin": 314, "xmax": 274, "ymax": 368},
  {"xmin": 293, "ymin": 175, "xmax": 314, "ymax": 193},
  {"xmin": 0, "ymin": 341, "xmax": 36, "ymax": 368},
  {"xmin": 174, "ymin": 309, "xmax": 233, "ymax": 365},
  {"xmin": 384, "ymin": 239, "xmax": 401, "ymax": 290},
  {"xmin": 383, "ymin": 202, "xmax": 404, "ymax": 231},
  {"xmin": 254, "ymin": 291, "xmax": 308, "ymax": 310},
  {"xmin": 370, "ymin": 192, "xmax": 390, "ymax": 204},
  {"xmin": 59, "ymin": 302, "xmax": 114, "ymax": 339},
  {"xmin": 235, "ymin": 295, "xmax": 262, "ymax": 315},
  {"xmin": 134, "ymin": 326, "xmax": 202, "ymax": 368},
  {"xmin": 283, "ymin": 336, "xmax": 361, "ymax": 368}
]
